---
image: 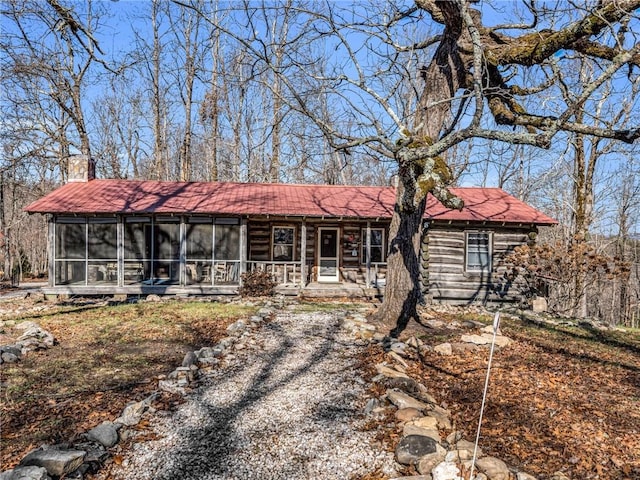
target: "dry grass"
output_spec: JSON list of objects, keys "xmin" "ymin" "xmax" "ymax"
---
[{"xmin": 0, "ymin": 298, "xmax": 256, "ymax": 469}]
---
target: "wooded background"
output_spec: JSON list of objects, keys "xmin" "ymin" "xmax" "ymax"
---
[{"xmin": 1, "ymin": 0, "xmax": 638, "ymax": 326}]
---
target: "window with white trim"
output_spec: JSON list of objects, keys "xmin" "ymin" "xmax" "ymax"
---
[
  {"xmin": 361, "ymin": 228, "xmax": 385, "ymax": 264},
  {"xmin": 466, "ymin": 231, "xmax": 491, "ymax": 272},
  {"xmin": 272, "ymin": 226, "xmax": 295, "ymax": 261}
]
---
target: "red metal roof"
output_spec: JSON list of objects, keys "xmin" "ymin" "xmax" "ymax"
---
[{"xmin": 24, "ymin": 180, "xmax": 557, "ymax": 225}]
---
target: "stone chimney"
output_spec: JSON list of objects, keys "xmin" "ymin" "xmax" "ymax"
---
[
  {"xmin": 389, "ymin": 173, "xmax": 399, "ymax": 188},
  {"xmin": 67, "ymin": 155, "xmax": 95, "ymax": 182}
]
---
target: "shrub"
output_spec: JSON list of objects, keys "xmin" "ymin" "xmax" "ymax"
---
[{"xmin": 239, "ymin": 269, "xmax": 277, "ymax": 297}]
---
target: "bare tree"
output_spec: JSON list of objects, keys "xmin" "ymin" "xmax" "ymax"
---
[
  {"xmin": 184, "ymin": 0, "xmax": 640, "ymax": 332},
  {"xmin": 1, "ymin": 0, "xmax": 111, "ymax": 172}
]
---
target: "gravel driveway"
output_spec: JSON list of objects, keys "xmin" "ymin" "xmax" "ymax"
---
[{"xmin": 100, "ymin": 308, "xmax": 397, "ymax": 480}]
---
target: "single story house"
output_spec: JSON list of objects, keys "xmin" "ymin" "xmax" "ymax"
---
[{"xmin": 25, "ymin": 158, "xmax": 556, "ymax": 303}]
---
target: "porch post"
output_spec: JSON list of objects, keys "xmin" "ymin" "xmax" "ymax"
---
[
  {"xmin": 48, "ymin": 216, "xmax": 55, "ymax": 287},
  {"xmin": 240, "ymin": 217, "xmax": 247, "ymax": 283},
  {"xmin": 179, "ymin": 217, "xmax": 186, "ymax": 286},
  {"xmin": 300, "ymin": 219, "xmax": 307, "ymax": 291},
  {"xmin": 365, "ymin": 221, "xmax": 371, "ymax": 288},
  {"xmin": 117, "ymin": 216, "xmax": 124, "ymax": 287}
]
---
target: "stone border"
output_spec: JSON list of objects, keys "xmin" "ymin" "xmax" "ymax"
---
[
  {"xmin": 2, "ymin": 300, "xmax": 574, "ymax": 480},
  {"xmin": 344, "ymin": 311, "xmax": 572, "ymax": 480},
  {"xmin": 0, "ymin": 300, "xmax": 277, "ymax": 480}
]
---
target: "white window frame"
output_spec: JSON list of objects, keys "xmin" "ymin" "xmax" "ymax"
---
[
  {"xmin": 361, "ymin": 227, "xmax": 386, "ymax": 264},
  {"xmin": 465, "ymin": 231, "xmax": 492, "ymax": 273},
  {"xmin": 272, "ymin": 226, "xmax": 295, "ymax": 261}
]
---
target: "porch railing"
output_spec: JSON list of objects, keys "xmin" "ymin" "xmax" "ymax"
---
[{"xmin": 247, "ymin": 261, "xmax": 311, "ymax": 287}]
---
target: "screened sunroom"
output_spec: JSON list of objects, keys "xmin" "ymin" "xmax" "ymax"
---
[{"xmin": 53, "ymin": 215, "xmax": 242, "ymax": 288}]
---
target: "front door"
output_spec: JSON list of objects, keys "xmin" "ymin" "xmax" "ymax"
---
[{"xmin": 318, "ymin": 228, "xmax": 339, "ymax": 282}]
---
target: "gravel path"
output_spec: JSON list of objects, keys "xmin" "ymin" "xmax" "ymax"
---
[{"xmin": 101, "ymin": 309, "xmax": 397, "ymax": 480}]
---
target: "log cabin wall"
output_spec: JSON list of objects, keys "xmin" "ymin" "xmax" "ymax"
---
[
  {"xmin": 246, "ymin": 218, "xmax": 388, "ymax": 285},
  {"xmin": 423, "ymin": 223, "xmax": 536, "ymax": 305}
]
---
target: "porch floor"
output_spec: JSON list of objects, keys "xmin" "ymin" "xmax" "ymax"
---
[
  {"xmin": 289, "ymin": 282, "xmax": 384, "ymax": 299},
  {"xmin": 37, "ymin": 282, "xmax": 384, "ymax": 299}
]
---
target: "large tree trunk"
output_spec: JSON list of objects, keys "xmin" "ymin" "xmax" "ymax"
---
[
  {"xmin": 371, "ymin": 1, "xmax": 468, "ymax": 335},
  {"xmin": 373, "ymin": 183, "xmax": 427, "ymax": 337}
]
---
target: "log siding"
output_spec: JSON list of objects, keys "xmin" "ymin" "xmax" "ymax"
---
[{"xmin": 423, "ymin": 223, "xmax": 536, "ymax": 305}]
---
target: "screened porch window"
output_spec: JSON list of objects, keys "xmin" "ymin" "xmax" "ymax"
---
[
  {"xmin": 186, "ymin": 218, "xmax": 213, "ymax": 285},
  {"xmin": 54, "ymin": 218, "xmax": 86, "ymax": 285},
  {"xmin": 466, "ymin": 232, "xmax": 491, "ymax": 272},
  {"xmin": 87, "ymin": 219, "xmax": 117, "ymax": 284},
  {"xmin": 122, "ymin": 217, "xmax": 181, "ymax": 285},
  {"xmin": 154, "ymin": 217, "xmax": 180, "ymax": 284},
  {"xmin": 185, "ymin": 217, "xmax": 240, "ymax": 285},
  {"xmin": 123, "ymin": 218, "xmax": 151, "ymax": 284},
  {"xmin": 54, "ymin": 218, "xmax": 117, "ymax": 285},
  {"xmin": 272, "ymin": 226, "xmax": 294, "ymax": 261},
  {"xmin": 361, "ymin": 228, "xmax": 385, "ymax": 264}
]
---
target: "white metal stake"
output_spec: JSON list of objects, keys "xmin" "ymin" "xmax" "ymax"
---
[{"xmin": 469, "ymin": 311, "xmax": 501, "ymax": 480}]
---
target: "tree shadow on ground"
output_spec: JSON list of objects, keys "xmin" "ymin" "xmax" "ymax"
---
[
  {"xmin": 153, "ymin": 316, "xmax": 343, "ymax": 480},
  {"xmin": 515, "ymin": 315, "xmax": 640, "ymax": 372}
]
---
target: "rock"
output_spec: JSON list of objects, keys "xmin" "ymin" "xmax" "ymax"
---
[
  {"xmin": 455, "ymin": 439, "xmax": 480, "ymax": 457},
  {"xmin": 1, "ymin": 352, "xmax": 19, "ymax": 363},
  {"xmin": 403, "ymin": 424, "xmax": 441, "ymax": 442},
  {"xmin": 226, "ymin": 319, "xmax": 246, "ymax": 333},
  {"xmin": 433, "ymin": 343, "xmax": 452, "ymax": 355},
  {"xmin": 65, "ymin": 463, "xmax": 90, "ymax": 478},
  {"xmin": 379, "ymin": 376, "xmax": 437, "ymax": 404},
  {"xmin": 395, "ymin": 435, "xmax": 438, "ymax": 465},
  {"xmin": 424, "ymin": 319, "xmax": 445, "ymax": 329},
  {"xmin": 376, "ymin": 364, "xmax": 411, "ymax": 380},
  {"xmin": 257, "ymin": 307, "xmax": 273, "ymax": 317},
  {"xmin": 158, "ymin": 379, "xmax": 185, "ymax": 395},
  {"xmin": 364, "ymin": 398, "xmax": 380, "ymax": 415},
  {"xmin": 117, "ymin": 400, "xmax": 148, "ymax": 426},
  {"xmin": 476, "ymin": 456, "xmax": 510, "ymax": 480},
  {"xmin": 73, "ymin": 442, "xmax": 109, "ymax": 465},
  {"xmin": 426, "ymin": 409, "xmax": 452, "ymax": 430},
  {"xmin": 14, "ymin": 321, "xmax": 38, "ymax": 331},
  {"xmin": 549, "ymin": 473, "xmax": 570, "ymax": 480},
  {"xmin": 15, "ymin": 325, "xmax": 55, "ymax": 352},
  {"xmin": 446, "ymin": 431, "xmax": 463, "ymax": 445},
  {"xmin": 388, "ymin": 351, "xmax": 409, "ymax": 368},
  {"xmin": 373, "ymin": 332, "xmax": 387, "ymax": 342},
  {"xmin": 460, "ymin": 334, "xmax": 492, "ymax": 345},
  {"xmin": 481, "ymin": 325, "xmax": 501, "ymax": 335},
  {"xmin": 450, "ymin": 342, "xmax": 479, "ymax": 354},
  {"xmin": 1, "ymin": 345, "xmax": 22, "ymax": 358},
  {"xmin": 431, "ymin": 461, "xmax": 463, "ymax": 480},
  {"xmin": 387, "ymin": 389, "xmax": 429, "ymax": 411},
  {"xmin": 461, "ymin": 333, "xmax": 512, "ymax": 348},
  {"xmin": 532, "ymin": 296, "xmax": 548, "ymax": 313},
  {"xmin": 86, "ymin": 421, "xmax": 119, "ymax": 448},
  {"xmin": 0, "ymin": 466, "xmax": 52, "ymax": 480},
  {"xmin": 516, "ymin": 473, "xmax": 538, "ymax": 480},
  {"xmin": 410, "ymin": 415, "xmax": 439, "ymax": 430},
  {"xmin": 395, "ymin": 408, "xmax": 423, "ymax": 422},
  {"xmin": 492, "ymin": 335, "xmax": 512, "ymax": 347},
  {"xmin": 181, "ymin": 351, "xmax": 197, "ymax": 367},
  {"xmin": 416, "ymin": 445, "xmax": 447, "ymax": 475},
  {"xmin": 20, "ymin": 447, "xmax": 85, "ymax": 478}
]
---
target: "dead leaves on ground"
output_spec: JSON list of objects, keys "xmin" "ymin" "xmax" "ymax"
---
[
  {"xmin": 412, "ymin": 317, "xmax": 640, "ymax": 479},
  {"xmin": 0, "ymin": 300, "xmax": 251, "ymax": 470}
]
